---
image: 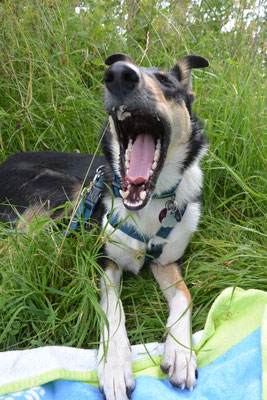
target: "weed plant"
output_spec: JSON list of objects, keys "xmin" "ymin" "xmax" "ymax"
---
[{"xmin": 0, "ymin": 0, "xmax": 266, "ymax": 351}]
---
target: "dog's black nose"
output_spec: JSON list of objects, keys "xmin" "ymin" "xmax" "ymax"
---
[{"xmin": 104, "ymin": 62, "xmax": 140, "ymax": 97}]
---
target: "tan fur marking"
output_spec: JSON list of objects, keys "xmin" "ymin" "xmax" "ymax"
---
[
  {"xmin": 142, "ymin": 73, "xmax": 167, "ymax": 103},
  {"xmin": 17, "ymin": 203, "xmax": 51, "ymax": 231},
  {"xmin": 151, "ymin": 263, "xmax": 191, "ymax": 306},
  {"xmin": 154, "ymin": 99, "xmax": 191, "ymax": 149},
  {"xmin": 105, "ymin": 259, "xmax": 119, "ymax": 272},
  {"xmin": 17, "ymin": 183, "xmax": 82, "ymax": 231}
]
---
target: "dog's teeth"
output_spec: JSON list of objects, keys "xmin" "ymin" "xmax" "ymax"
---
[
  {"xmin": 128, "ymin": 139, "xmax": 133, "ymax": 149},
  {"xmin": 120, "ymin": 189, "xmax": 129, "ymax": 199},
  {"xmin": 140, "ymin": 191, "xmax": 147, "ymax": 201},
  {"xmin": 149, "ymin": 169, "xmax": 153, "ymax": 177},
  {"xmin": 117, "ymin": 105, "xmax": 131, "ymax": 121},
  {"xmin": 125, "ymin": 149, "xmax": 131, "ymax": 161},
  {"xmin": 124, "ymin": 199, "xmax": 143, "ymax": 207},
  {"xmin": 154, "ymin": 149, "xmax": 160, "ymax": 162},
  {"xmin": 156, "ymin": 139, "xmax": 161, "ymax": 150},
  {"xmin": 152, "ymin": 161, "xmax": 157, "ymax": 170},
  {"xmin": 125, "ymin": 160, "xmax": 130, "ymax": 168},
  {"xmin": 126, "ymin": 168, "xmax": 129, "ymax": 174}
]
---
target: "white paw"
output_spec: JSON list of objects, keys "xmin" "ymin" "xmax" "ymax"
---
[
  {"xmin": 148, "ymin": 236, "xmax": 168, "ymax": 248},
  {"xmin": 161, "ymin": 337, "xmax": 197, "ymax": 391},
  {"xmin": 98, "ymin": 340, "xmax": 135, "ymax": 400}
]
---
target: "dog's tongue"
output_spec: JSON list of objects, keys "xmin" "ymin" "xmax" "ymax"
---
[{"xmin": 126, "ymin": 134, "xmax": 155, "ymax": 185}]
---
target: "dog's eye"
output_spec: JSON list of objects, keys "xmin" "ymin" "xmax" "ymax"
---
[{"xmin": 155, "ymin": 74, "xmax": 172, "ymax": 86}]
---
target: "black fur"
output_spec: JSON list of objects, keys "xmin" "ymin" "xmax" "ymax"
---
[
  {"xmin": 0, "ymin": 152, "xmax": 105, "ymax": 223},
  {"xmin": 181, "ymin": 115, "xmax": 208, "ymax": 173}
]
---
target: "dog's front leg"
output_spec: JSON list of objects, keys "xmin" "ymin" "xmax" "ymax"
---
[
  {"xmin": 98, "ymin": 261, "xmax": 135, "ymax": 400},
  {"xmin": 151, "ymin": 262, "xmax": 197, "ymax": 391}
]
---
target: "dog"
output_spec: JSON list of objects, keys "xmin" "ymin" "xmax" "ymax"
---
[{"xmin": 0, "ymin": 53, "xmax": 209, "ymax": 400}]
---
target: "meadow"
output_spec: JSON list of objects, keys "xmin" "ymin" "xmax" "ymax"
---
[{"xmin": 0, "ymin": 0, "xmax": 266, "ymax": 351}]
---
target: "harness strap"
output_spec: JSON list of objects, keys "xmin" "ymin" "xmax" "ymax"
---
[
  {"xmin": 152, "ymin": 179, "xmax": 182, "ymax": 200},
  {"xmin": 108, "ymin": 203, "xmax": 187, "ymax": 261},
  {"xmin": 64, "ymin": 166, "xmax": 106, "ymax": 236},
  {"xmin": 108, "ymin": 213, "xmax": 149, "ymax": 243},
  {"xmin": 108, "ymin": 204, "xmax": 187, "ymax": 242}
]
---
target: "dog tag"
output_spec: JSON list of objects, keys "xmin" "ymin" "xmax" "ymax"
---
[
  {"xmin": 158, "ymin": 208, "xmax": 167, "ymax": 223},
  {"xmin": 161, "ymin": 210, "xmax": 177, "ymax": 228}
]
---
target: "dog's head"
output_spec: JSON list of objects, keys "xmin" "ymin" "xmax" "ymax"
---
[{"xmin": 103, "ymin": 53, "xmax": 209, "ymax": 211}]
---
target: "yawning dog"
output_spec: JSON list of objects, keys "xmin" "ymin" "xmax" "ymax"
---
[{"xmin": 0, "ymin": 53, "xmax": 209, "ymax": 400}]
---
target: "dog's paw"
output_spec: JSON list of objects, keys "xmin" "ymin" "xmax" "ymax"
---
[
  {"xmin": 161, "ymin": 340, "xmax": 197, "ymax": 391},
  {"xmin": 98, "ymin": 340, "xmax": 135, "ymax": 400}
]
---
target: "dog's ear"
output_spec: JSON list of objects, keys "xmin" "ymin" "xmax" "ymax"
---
[
  {"xmin": 170, "ymin": 55, "xmax": 209, "ymax": 89},
  {"xmin": 105, "ymin": 53, "xmax": 134, "ymax": 66}
]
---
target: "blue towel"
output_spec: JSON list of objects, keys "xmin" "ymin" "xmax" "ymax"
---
[{"xmin": 2, "ymin": 328, "xmax": 261, "ymax": 400}]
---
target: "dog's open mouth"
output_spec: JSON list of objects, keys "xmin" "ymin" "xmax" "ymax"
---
[{"xmin": 111, "ymin": 105, "xmax": 168, "ymax": 211}]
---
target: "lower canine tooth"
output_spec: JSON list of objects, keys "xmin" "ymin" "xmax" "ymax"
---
[
  {"xmin": 120, "ymin": 189, "xmax": 129, "ymax": 199},
  {"xmin": 140, "ymin": 191, "xmax": 147, "ymax": 201}
]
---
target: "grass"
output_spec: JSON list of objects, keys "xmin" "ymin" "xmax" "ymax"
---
[{"xmin": 0, "ymin": 0, "xmax": 266, "ymax": 352}]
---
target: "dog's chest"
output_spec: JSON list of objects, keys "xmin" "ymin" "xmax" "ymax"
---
[{"xmin": 102, "ymin": 196, "xmax": 184, "ymax": 273}]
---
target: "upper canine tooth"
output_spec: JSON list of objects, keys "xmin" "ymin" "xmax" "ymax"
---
[
  {"xmin": 140, "ymin": 191, "xmax": 147, "ymax": 201},
  {"xmin": 154, "ymin": 149, "xmax": 160, "ymax": 162},
  {"xmin": 117, "ymin": 105, "xmax": 131, "ymax": 121},
  {"xmin": 152, "ymin": 161, "xmax": 157, "ymax": 170},
  {"xmin": 120, "ymin": 189, "xmax": 129, "ymax": 199}
]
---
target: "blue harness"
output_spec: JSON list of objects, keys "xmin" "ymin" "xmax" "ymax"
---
[
  {"xmin": 71, "ymin": 166, "xmax": 187, "ymax": 260},
  {"xmin": 65, "ymin": 166, "xmax": 106, "ymax": 234}
]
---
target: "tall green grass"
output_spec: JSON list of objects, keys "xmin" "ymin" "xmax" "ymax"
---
[{"xmin": 0, "ymin": 0, "xmax": 266, "ymax": 351}]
